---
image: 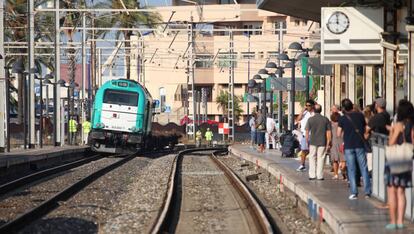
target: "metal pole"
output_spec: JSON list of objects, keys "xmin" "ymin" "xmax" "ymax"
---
[
  {"xmin": 305, "ymin": 74, "xmax": 310, "ymax": 100},
  {"xmin": 67, "ymin": 87, "xmax": 70, "ymax": 145},
  {"xmin": 28, "ymin": 0, "xmax": 35, "ymax": 148},
  {"xmin": 289, "ymin": 61, "xmax": 296, "ymax": 131},
  {"xmin": 247, "ymin": 34, "xmax": 250, "ymax": 118},
  {"xmin": 0, "ymin": 0, "xmax": 5, "ymax": 152},
  {"xmin": 23, "ymin": 74, "xmax": 27, "ymax": 149},
  {"xmin": 278, "ymin": 21, "xmax": 283, "ymax": 133},
  {"xmin": 54, "ymin": 0, "xmax": 61, "ymax": 146},
  {"xmin": 197, "ymin": 91, "xmax": 201, "ymax": 126},
  {"xmin": 81, "ymin": 12, "xmax": 86, "ymax": 145},
  {"xmin": 53, "ymin": 84, "xmax": 57, "ymax": 146},
  {"xmin": 39, "ymin": 78, "xmax": 43, "ymax": 148},
  {"xmin": 5, "ymin": 68, "xmax": 10, "ymax": 152},
  {"xmin": 190, "ymin": 21, "xmax": 196, "ymax": 143}
]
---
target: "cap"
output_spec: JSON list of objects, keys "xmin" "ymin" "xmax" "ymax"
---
[{"xmin": 375, "ymin": 98, "xmax": 386, "ymax": 108}]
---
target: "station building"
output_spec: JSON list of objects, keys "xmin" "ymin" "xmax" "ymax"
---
[
  {"xmin": 256, "ymin": 0, "xmax": 414, "ymax": 118},
  {"xmin": 128, "ymin": 0, "xmax": 320, "ymax": 124}
]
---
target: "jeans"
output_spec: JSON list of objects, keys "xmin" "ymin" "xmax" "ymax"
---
[
  {"xmin": 251, "ymin": 131, "xmax": 257, "ymax": 145},
  {"xmin": 345, "ymin": 148, "xmax": 371, "ymax": 196}
]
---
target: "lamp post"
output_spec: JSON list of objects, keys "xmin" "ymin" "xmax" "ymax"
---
[
  {"xmin": 5, "ymin": 66, "xmax": 11, "ymax": 152},
  {"xmin": 266, "ymin": 61, "xmax": 283, "ymax": 132},
  {"xmin": 44, "ymin": 77, "xmax": 66, "ymax": 146},
  {"xmin": 278, "ymin": 42, "xmax": 310, "ymax": 131},
  {"xmin": 35, "ymin": 73, "xmax": 53, "ymax": 148}
]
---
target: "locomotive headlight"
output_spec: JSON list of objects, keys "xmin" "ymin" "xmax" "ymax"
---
[{"xmin": 95, "ymin": 123, "xmax": 105, "ymax": 129}]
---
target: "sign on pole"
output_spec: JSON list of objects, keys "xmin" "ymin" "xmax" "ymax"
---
[{"xmin": 269, "ymin": 77, "xmax": 307, "ymax": 91}]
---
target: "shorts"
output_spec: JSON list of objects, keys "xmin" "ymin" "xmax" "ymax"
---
[{"xmin": 300, "ymin": 137, "xmax": 308, "ymax": 151}]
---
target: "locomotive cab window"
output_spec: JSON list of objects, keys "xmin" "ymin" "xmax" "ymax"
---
[{"xmin": 103, "ymin": 89, "xmax": 139, "ymax": 106}]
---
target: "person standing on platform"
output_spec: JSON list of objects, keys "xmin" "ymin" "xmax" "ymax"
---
[
  {"xmin": 296, "ymin": 99, "xmax": 315, "ymax": 172},
  {"xmin": 338, "ymin": 98, "xmax": 371, "ymax": 200},
  {"xmin": 256, "ymin": 111, "xmax": 266, "ymax": 153},
  {"xmin": 305, "ymin": 104, "xmax": 331, "ymax": 180},
  {"xmin": 205, "ymin": 128, "xmax": 213, "ymax": 147},
  {"xmin": 366, "ymin": 97, "xmax": 391, "ymax": 136},
  {"xmin": 196, "ymin": 129, "xmax": 202, "ymax": 148},
  {"xmin": 330, "ymin": 112, "xmax": 345, "ymax": 180},
  {"xmin": 249, "ymin": 113, "xmax": 257, "ymax": 149},
  {"xmin": 82, "ymin": 119, "xmax": 91, "ymax": 145},
  {"xmin": 384, "ymin": 99, "xmax": 414, "ymax": 230},
  {"xmin": 266, "ymin": 113, "xmax": 276, "ymax": 149},
  {"xmin": 69, "ymin": 117, "xmax": 78, "ymax": 145}
]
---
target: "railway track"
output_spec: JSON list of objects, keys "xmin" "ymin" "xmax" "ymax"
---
[
  {"xmin": 0, "ymin": 153, "xmax": 135, "ymax": 233},
  {"xmin": 151, "ymin": 148, "xmax": 276, "ymax": 234}
]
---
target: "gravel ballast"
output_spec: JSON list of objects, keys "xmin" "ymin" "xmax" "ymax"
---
[
  {"xmin": 219, "ymin": 154, "xmax": 322, "ymax": 234},
  {"xmin": 0, "ymin": 157, "xmax": 120, "ymax": 224}
]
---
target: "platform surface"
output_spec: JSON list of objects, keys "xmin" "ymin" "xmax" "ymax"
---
[
  {"xmin": 229, "ymin": 144, "xmax": 414, "ymax": 234},
  {"xmin": 0, "ymin": 146, "xmax": 89, "ymax": 168}
]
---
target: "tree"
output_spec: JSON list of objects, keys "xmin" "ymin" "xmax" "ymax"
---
[
  {"xmin": 94, "ymin": 0, "xmax": 161, "ymax": 80},
  {"xmin": 215, "ymin": 90, "xmax": 243, "ymax": 121},
  {"xmin": 4, "ymin": 0, "xmax": 55, "ymax": 122}
]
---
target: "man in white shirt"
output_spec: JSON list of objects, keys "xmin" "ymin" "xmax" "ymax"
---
[
  {"xmin": 265, "ymin": 114, "xmax": 276, "ymax": 149},
  {"xmin": 249, "ymin": 113, "xmax": 256, "ymax": 149},
  {"xmin": 296, "ymin": 99, "xmax": 315, "ymax": 172}
]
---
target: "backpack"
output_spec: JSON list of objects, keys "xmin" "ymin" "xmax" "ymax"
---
[{"xmin": 280, "ymin": 131, "xmax": 299, "ymax": 157}]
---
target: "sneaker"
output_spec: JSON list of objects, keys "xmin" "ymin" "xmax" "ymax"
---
[
  {"xmin": 309, "ymin": 177, "xmax": 316, "ymax": 180},
  {"xmin": 348, "ymin": 194, "xmax": 358, "ymax": 200},
  {"xmin": 296, "ymin": 165, "xmax": 306, "ymax": 172},
  {"xmin": 333, "ymin": 175, "xmax": 339, "ymax": 180}
]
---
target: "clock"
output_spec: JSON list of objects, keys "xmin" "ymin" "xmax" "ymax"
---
[{"xmin": 326, "ymin": 11, "xmax": 350, "ymax": 34}]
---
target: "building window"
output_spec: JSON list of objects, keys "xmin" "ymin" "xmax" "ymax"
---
[
  {"xmin": 254, "ymin": 26, "xmax": 262, "ymax": 35},
  {"xmin": 195, "ymin": 86, "xmax": 213, "ymax": 102},
  {"xmin": 159, "ymin": 87, "xmax": 166, "ymax": 112},
  {"xmin": 257, "ymin": 51, "xmax": 264, "ymax": 59},
  {"xmin": 302, "ymin": 20, "xmax": 308, "ymax": 26},
  {"xmin": 243, "ymin": 24, "xmax": 253, "ymax": 35},
  {"xmin": 218, "ymin": 52, "xmax": 237, "ymax": 68},
  {"xmin": 195, "ymin": 55, "xmax": 213, "ymax": 68},
  {"xmin": 273, "ymin": 20, "xmax": 287, "ymax": 35},
  {"xmin": 294, "ymin": 19, "xmax": 300, "ymax": 26},
  {"xmin": 268, "ymin": 51, "xmax": 279, "ymax": 59},
  {"xmin": 241, "ymin": 52, "xmax": 255, "ymax": 60}
]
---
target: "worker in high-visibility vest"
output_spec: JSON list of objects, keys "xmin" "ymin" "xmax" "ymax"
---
[
  {"xmin": 69, "ymin": 117, "xmax": 78, "ymax": 145},
  {"xmin": 195, "ymin": 129, "xmax": 202, "ymax": 148},
  {"xmin": 82, "ymin": 119, "xmax": 91, "ymax": 145},
  {"xmin": 205, "ymin": 128, "xmax": 213, "ymax": 147}
]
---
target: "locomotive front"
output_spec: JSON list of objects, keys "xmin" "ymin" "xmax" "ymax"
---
[{"xmin": 89, "ymin": 79, "xmax": 152, "ymax": 153}]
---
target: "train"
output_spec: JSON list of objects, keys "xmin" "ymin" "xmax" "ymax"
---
[{"xmin": 89, "ymin": 79, "xmax": 159, "ymax": 153}]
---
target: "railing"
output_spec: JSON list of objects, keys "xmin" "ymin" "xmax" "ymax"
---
[{"xmin": 370, "ymin": 132, "xmax": 414, "ymax": 221}]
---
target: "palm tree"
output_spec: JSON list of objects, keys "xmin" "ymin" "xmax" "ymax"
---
[
  {"xmin": 4, "ymin": 0, "xmax": 55, "ymax": 122},
  {"xmin": 215, "ymin": 90, "xmax": 243, "ymax": 121},
  {"xmin": 93, "ymin": 0, "xmax": 161, "ymax": 80}
]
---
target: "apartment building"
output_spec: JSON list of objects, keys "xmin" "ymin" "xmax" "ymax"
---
[{"xmin": 130, "ymin": 1, "xmax": 320, "ymax": 124}]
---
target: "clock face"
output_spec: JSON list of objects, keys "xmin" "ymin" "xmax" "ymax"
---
[{"xmin": 326, "ymin": 11, "xmax": 350, "ymax": 34}]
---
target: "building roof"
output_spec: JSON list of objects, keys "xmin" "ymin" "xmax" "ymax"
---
[{"xmin": 256, "ymin": 0, "xmax": 343, "ymax": 22}]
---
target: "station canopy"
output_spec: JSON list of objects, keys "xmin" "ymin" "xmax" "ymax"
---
[{"xmin": 256, "ymin": 0, "xmax": 343, "ymax": 22}]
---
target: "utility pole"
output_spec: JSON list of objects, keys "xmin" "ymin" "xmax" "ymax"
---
[
  {"xmin": 228, "ymin": 30, "xmax": 234, "ymax": 142},
  {"xmin": 81, "ymin": 12, "xmax": 86, "ymax": 144},
  {"xmin": 247, "ymin": 33, "xmax": 250, "ymax": 118},
  {"xmin": 278, "ymin": 21, "xmax": 283, "ymax": 133},
  {"xmin": 186, "ymin": 19, "xmax": 196, "ymax": 142},
  {"xmin": 28, "ymin": 0, "xmax": 35, "ymax": 148},
  {"xmin": 0, "ymin": 0, "xmax": 6, "ymax": 152},
  {"xmin": 54, "ymin": 0, "xmax": 61, "ymax": 146}
]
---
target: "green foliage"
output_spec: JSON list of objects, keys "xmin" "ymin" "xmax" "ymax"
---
[{"xmin": 215, "ymin": 90, "xmax": 244, "ymax": 121}]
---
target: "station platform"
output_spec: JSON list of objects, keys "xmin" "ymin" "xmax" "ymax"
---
[
  {"xmin": 0, "ymin": 146, "xmax": 89, "ymax": 169},
  {"xmin": 229, "ymin": 144, "xmax": 414, "ymax": 234}
]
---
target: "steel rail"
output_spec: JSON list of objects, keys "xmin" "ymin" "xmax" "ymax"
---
[
  {"xmin": 0, "ymin": 153, "xmax": 135, "ymax": 233},
  {"xmin": 210, "ymin": 152, "xmax": 275, "ymax": 234},
  {"xmin": 0, "ymin": 154, "xmax": 102, "ymax": 197},
  {"xmin": 150, "ymin": 147, "xmax": 276, "ymax": 234},
  {"xmin": 150, "ymin": 147, "xmax": 227, "ymax": 234}
]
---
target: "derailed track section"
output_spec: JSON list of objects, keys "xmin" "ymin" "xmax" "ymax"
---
[
  {"xmin": 0, "ymin": 153, "xmax": 135, "ymax": 233},
  {"xmin": 151, "ymin": 148, "xmax": 276, "ymax": 234}
]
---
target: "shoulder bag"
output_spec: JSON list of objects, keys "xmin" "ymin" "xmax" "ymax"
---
[
  {"xmin": 385, "ymin": 125, "xmax": 414, "ymax": 174},
  {"xmin": 344, "ymin": 114, "xmax": 372, "ymax": 153}
]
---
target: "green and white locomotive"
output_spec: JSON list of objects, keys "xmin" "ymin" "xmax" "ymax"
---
[{"xmin": 89, "ymin": 79, "xmax": 153, "ymax": 153}]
